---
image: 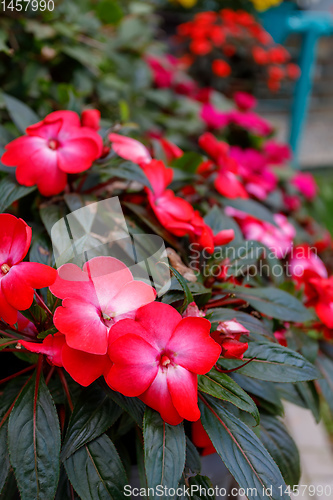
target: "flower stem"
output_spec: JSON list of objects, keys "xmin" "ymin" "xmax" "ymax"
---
[
  {"xmin": 0, "ymin": 364, "xmax": 36, "ymax": 386},
  {"xmin": 34, "ymin": 291, "xmax": 53, "ymax": 317},
  {"xmin": 57, "ymin": 368, "xmax": 74, "ymax": 411}
]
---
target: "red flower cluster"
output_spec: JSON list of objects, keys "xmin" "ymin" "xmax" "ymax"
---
[
  {"xmin": 0, "ymin": 214, "xmax": 56, "ymax": 324},
  {"xmin": 198, "ymin": 132, "xmax": 248, "ymax": 199},
  {"xmin": 109, "ymin": 134, "xmax": 234, "ymax": 253},
  {"xmin": 177, "ymin": 9, "xmax": 300, "ymax": 93},
  {"xmin": 21, "ymin": 260, "xmax": 222, "ymax": 424},
  {"xmin": 1, "ymin": 110, "xmax": 103, "ymax": 196}
]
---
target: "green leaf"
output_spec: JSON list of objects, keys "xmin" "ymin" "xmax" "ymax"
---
[
  {"xmin": 172, "ymin": 152, "xmax": 203, "ymax": 174},
  {"xmin": 169, "ymin": 265, "xmax": 194, "ymax": 313},
  {"xmin": 259, "ymin": 414, "xmax": 300, "ymax": 486},
  {"xmin": 185, "ymin": 438, "xmax": 201, "ymax": 475},
  {"xmin": 104, "ymin": 385, "xmax": 145, "ymax": 427},
  {"xmin": 96, "ymin": 0, "xmax": 123, "ymax": 24},
  {"xmin": 217, "ymin": 340, "xmax": 320, "ymax": 383},
  {"xmin": 208, "ymin": 308, "xmax": 271, "ymax": 337},
  {"xmin": 231, "ymin": 374, "xmax": 284, "ymax": 416},
  {"xmin": 8, "ymin": 370, "xmax": 61, "ymax": 500},
  {"xmin": 199, "ymin": 396, "xmax": 289, "ymax": 500},
  {"xmin": 231, "ymin": 285, "xmax": 313, "ymax": 322},
  {"xmin": 222, "ymin": 198, "xmax": 277, "ymax": 226},
  {"xmin": 61, "ymin": 384, "xmax": 122, "ymax": 460},
  {"xmin": 217, "ymin": 240, "xmax": 264, "ymax": 277},
  {"xmin": 295, "ymin": 381, "xmax": 320, "ymax": 423},
  {"xmin": 316, "ymin": 354, "xmax": 333, "ymax": 415},
  {"xmin": 104, "ymin": 161, "xmax": 152, "ymax": 190},
  {"xmin": 0, "ymin": 176, "xmax": 35, "ymax": 212},
  {"xmin": 30, "ymin": 233, "xmax": 53, "ymax": 266},
  {"xmin": 204, "ymin": 206, "xmax": 243, "ymax": 244},
  {"xmin": 64, "ymin": 434, "xmax": 128, "ymax": 500},
  {"xmin": 198, "ymin": 369, "xmax": 259, "ymax": 423},
  {"xmin": 3, "ymin": 93, "xmax": 39, "ymax": 133},
  {"xmin": 40, "ymin": 202, "xmax": 68, "ymax": 236},
  {"xmin": 143, "ymin": 408, "xmax": 186, "ymax": 499}
]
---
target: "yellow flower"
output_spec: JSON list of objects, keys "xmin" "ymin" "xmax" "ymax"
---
[{"xmin": 250, "ymin": 0, "xmax": 282, "ymax": 11}]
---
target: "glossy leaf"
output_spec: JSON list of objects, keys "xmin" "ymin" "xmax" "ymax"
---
[
  {"xmin": 198, "ymin": 369, "xmax": 259, "ymax": 423},
  {"xmin": 3, "ymin": 93, "xmax": 39, "ymax": 132},
  {"xmin": 0, "ymin": 176, "xmax": 35, "ymax": 213},
  {"xmin": 61, "ymin": 384, "xmax": 123, "ymax": 460},
  {"xmin": 217, "ymin": 340, "xmax": 320, "ymax": 383},
  {"xmin": 8, "ymin": 371, "xmax": 61, "ymax": 500},
  {"xmin": 199, "ymin": 396, "xmax": 289, "ymax": 500},
  {"xmin": 143, "ymin": 408, "xmax": 186, "ymax": 499},
  {"xmin": 231, "ymin": 285, "xmax": 313, "ymax": 322},
  {"xmin": 259, "ymin": 414, "xmax": 300, "ymax": 486},
  {"xmin": 222, "ymin": 198, "xmax": 277, "ymax": 226},
  {"xmin": 64, "ymin": 434, "xmax": 127, "ymax": 500}
]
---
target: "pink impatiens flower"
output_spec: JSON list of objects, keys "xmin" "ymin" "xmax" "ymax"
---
[
  {"xmin": 50, "ymin": 256, "xmax": 156, "ymax": 356},
  {"xmin": 0, "ymin": 214, "xmax": 57, "ymax": 325},
  {"xmin": 109, "ymin": 133, "xmax": 152, "ymax": 167},
  {"xmin": 291, "ymin": 172, "xmax": 317, "ymax": 201},
  {"xmin": 1, "ymin": 111, "xmax": 103, "ymax": 196},
  {"xmin": 106, "ymin": 302, "xmax": 221, "ymax": 425}
]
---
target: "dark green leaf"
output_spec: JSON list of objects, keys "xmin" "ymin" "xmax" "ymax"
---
[
  {"xmin": 30, "ymin": 233, "xmax": 53, "ymax": 266},
  {"xmin": 3, "ymin": 94, "xmax": 39, "ymax": 133},
  {"xmin": 208, "ymin": 308, "xmax": 271, "ymax": 337},
  {"xmin": 169, "ymin": 265, "xmax": 194, "ymax": 313},
  {"xmin": 61, "ymin": 384, "xmax": 122, "ymax": 460},
  {"xmin": 104, "ymin": 161, "xmax": 152, "ymax": 190},
  {"xmin": 231, "ymin": 374, "xmax": 284, "ymax": 416},
  {"xmin": 0, "ymin": 176, "xmax": 35, "ymax": 212},
  {"xmin": 217, "ymin": 340, "xmax": 320, "ymax": 383},
  {"xmin": 143, "ymin": 408, "xmax": 186, "ymax": 499},
  {"xmin": 104, "ymin": 385, "xmax": 145, "ymax": 427},
  {"xmin": 204, "ymin": 206, "xmax": 243, "ymax": 244},
  {"xmin": 8, "ymin": 371, "xmax": 61, "ymax": 500},
  {"xmin": 40, "ymin": 202, "xmax": 68, "ymax": 237},
  {"xmin": 199, "ymin": 396, "xmax": 289, "ymax": 500},
  {"xmin": 316, "ymin": 354, "xmax": 333, "ymax": 414},
  {"xmin": 259, "ymin": 414, "xmax": 300, "ymax": 486},
  {"xmin": 185, "ymin": 438, "xmax": 201, "ymax": 475},
  {"xmin": 64, "ymin": 434, "xmax": 127, "ymax": 500},
  {"xmin": 295, "ymin": 381, "xmax": 320, "ymax": 423},
  {"xmin": 231, "ymin": 285, "xmax": 313, "ymax": 322},
  {"xmin": 96, "ymin": 0, "xmax": 123, "ymax": 24},
  {"xmin": 198, "ymin": 369, "xmax": 259, "ymax": 423},
  {"xmin": 172, "ymin": 152, "xmax": 203, "ymax": 174}
]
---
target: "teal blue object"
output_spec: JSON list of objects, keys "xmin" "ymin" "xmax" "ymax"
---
[{"xmin": 261, "ymin": 5, "xmax": 333, "ymax": 166}]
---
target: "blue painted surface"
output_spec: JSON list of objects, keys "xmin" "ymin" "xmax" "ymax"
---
[{"xmin": 261, "ymin": 5, "xmax": 333, "ymax": 166}]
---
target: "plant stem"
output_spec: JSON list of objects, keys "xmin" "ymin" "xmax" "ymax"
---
[
  {"xmin": 0, "ymin": 364, "xmax": 36, "ymax": 386},
  {"xmin": 34, "ymin": 291, "xmax": 53, "ymax": 317},
  {"xmin": 57, "ymin": 368, "xmax": 74, "ymax": 411}
]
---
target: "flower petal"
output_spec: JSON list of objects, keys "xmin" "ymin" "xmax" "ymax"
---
[
  {"xmin": 106, "ymin": 333, "xmax": 158, "ymax": 396},
  {"xmin": 110, "ymin": 281, "xmax": 156, "ymax": 317},
  {"xmin": 0, "ymin": 214, "xmax": 31, "ymax": 265},
  {"xmin": 54, "ymin": 298, "xmax": 108, "ymax": 355},
  {"xmin": 0, "ymin": 284, "xmax": 18, "ymax": 325},
  {"xmin": 21, "ymin": 333, "xmax": 65, "ymax": 367},
  {"xmin": 135, "ymin": 302, "xmax": 182, "ymax": 351},
  {"xmin": 14, "ymin": 262, "xmax": 57, "ymax": 289},
  {"xmin": 168, "ymin": 317, "xmax": 221, "ymax": 374},
  {"xmin": 140, "ymin": 369, "xmax": 183, "ymax": 425},
  {"xmin": 2, "ymin": 270, "xmax": 35, "ymax": 311},
  {"xmin": 50, "ymin": 263, "xmax": 97, "ymax": 302},
  {"xmin": 62, "ymin": 343, "xmax": 111, "ymax": 387},
  {"xmin": 167, "ymin": 365, "xmax": 200, "ymax": 421}
]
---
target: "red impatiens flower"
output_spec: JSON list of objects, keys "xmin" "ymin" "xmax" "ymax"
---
[
  {"xmin": 21, "ymin": 332, "xmax": 112, "ymax": 386},
  {"xmin": 0, "ymin": 214, "xmax": 57, "ymax": 325},
  {"xmin": 211, "ymin": 319, "xmax": 249, "ymax": 359},
  {"xmin": 144, "ymin": 159, "xmax": 234, "ymax": 253},
  {"xmin": 109, "ymin": 133, "xmax": 152, "ymax": 167},
  {"xmin": 105, "ymin": 302, "xmax": 221, "ymax": 425},
  {"xmin": 198, "ymin": 133, "xmax": 248, "ymax": 199},
  {"xmin": 212, "ymin": 59, "xmax": 231, "ymax": 78},
  {"xmin": 1, "ymin": 111, "xmax": 103, "ymax": 196},
  {"xmin": 50, "ymin": 256, "xmax": 156, "ymax": 356},
  {"xmin": 304, "ymin": 276, "xmax": 333, "ymax": 329},
  {"xmin": 81, "ymin": 109, "xmax": 101, "ymax": 131}
]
